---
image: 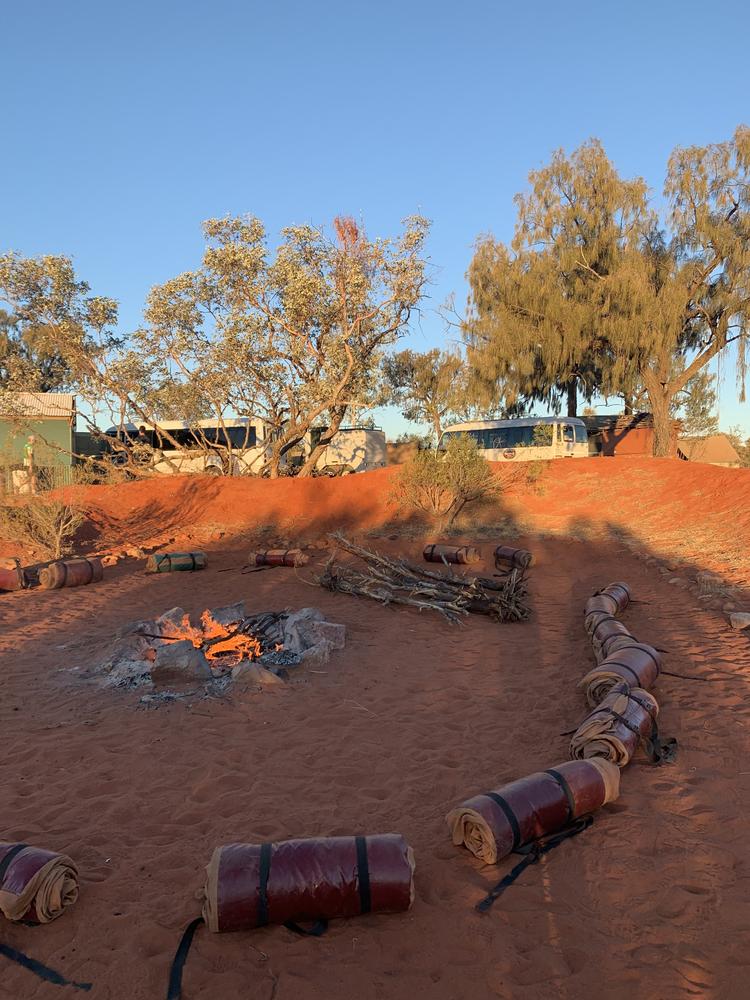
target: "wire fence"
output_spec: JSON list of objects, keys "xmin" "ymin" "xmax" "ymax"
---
[{"xmin": 1, "ymin": 463, "xmax": 75, "ymax": 497}]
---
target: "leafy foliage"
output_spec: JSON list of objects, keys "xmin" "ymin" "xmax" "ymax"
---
[
  {"xmin": 726, "ymin": 425, "xmax": 750, "ymax": 466},
  {"xmin": 465, "ymin": 127, "xmax": 750, "ymax": 455},
  {"xmin": 140, "ymin": 213, "xmax": 430, "ymax": 475},
  {"xmin": 672, "ymin": 370, "xmax": 719, "ymax": 437},
  {"xmin": 390, "ymin": 434, "xmax": 501, "ymax": 528},
  {"xmin": 0, "ymin": 500, "xmax": 84, "ymax": 559},
  {"xmin": 383, "ymin": 348, "xmax": 465, "ymax": 442},
  {"xmin": 0, "ymin": 308, "xmax": 73, "ymax": 392}
]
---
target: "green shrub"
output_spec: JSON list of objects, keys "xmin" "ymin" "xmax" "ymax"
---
[
  {"xmin": 0, "ymin": 499, "xmax": 85, "ymax": 559},
  {"xmin": 390, "ymin": 435, "xmax": 501, "ymax": 528}
]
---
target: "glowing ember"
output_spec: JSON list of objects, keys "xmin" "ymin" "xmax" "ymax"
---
[
  {"xmin": 162, "ymin": 610, "xmax": 269, "ymax": 667},
  {"xmin": 204, "ymin": 634, "xmax": 263, "ymax": 662}
]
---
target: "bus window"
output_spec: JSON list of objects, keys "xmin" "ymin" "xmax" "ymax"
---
[
  {"xmin": 203, "ymin": 425, "xmax": 257, "ymax": 449},
  {"xmin": 309, "ymin": 427, "xmax": 327, "ymax": 449},
  {"xmin": 574, "ymin": 424, "xmax": 588, "ymax": 443},
  {"xmin": 230, "ymin": 425, "xmax": 257, "ymax": 449},
  {"xmin": 531, "ymin": 424, "xmax": 554, "ymax": 447},
  {"xmin": 562, "ymin": 425, "xmax": 575, "ymax": 443}
]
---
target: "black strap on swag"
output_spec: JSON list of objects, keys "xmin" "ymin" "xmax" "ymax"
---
[
  {"xmin": 593, "ymin": 697, "xmax": 677, "ymax": 765},
  {"xmin": 476, "ymin": 816, "xmax": 594, "ymax": 914},
  {"xmin": 167, "ymin": 837, "xmax": 382, "ymax": 1000},
  {"xmin": 0, "ymin": 942, "xmax": 92, "ymax": 992},
  {"xmin": 476, "ymin": 770, "xmax": 592, "ymax": 914}
]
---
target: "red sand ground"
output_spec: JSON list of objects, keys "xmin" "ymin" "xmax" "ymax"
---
[{"xmin": 1, "ymin": 459, "xmax": 750, "ymax": 999}]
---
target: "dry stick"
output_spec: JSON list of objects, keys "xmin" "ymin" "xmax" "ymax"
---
[
  {"xmin": 319, "ymin": 539, "xmax": 529, "ymax": 622},
  {"xmin": 330, "ymin": 533, "xmax": 519, "ymax": 594},
  {"xmin": 321, "ymin": 568, "xmax": 467, "ymax": 623}
]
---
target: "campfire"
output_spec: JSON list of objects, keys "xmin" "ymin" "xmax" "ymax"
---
[
  {"xmin": 98, "ymin": 602, "xmax": 346, "ymax": 696},
  {"xmin": 150, "ymin": 610, "xmax": 267, "ymax": 669}
]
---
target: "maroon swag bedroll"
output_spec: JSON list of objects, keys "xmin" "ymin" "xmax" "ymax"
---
[
  {"xmin": 446, "ymin": 758, "xmax": 620, "ymax": 865},
  {"xmin": 580, "ymin": 642, "xmax": 662, "ymax": 706},
  {"xmin": 203, "ymin": 834, "xmax": 415, "ymax": 932},
  {"xmin": 584, "ymin": 582, "xmax": 631, "ymax": 619},
  {"xmin": 493, "ymin": 546, "xmax": 533, "ymax": 570},
  {"xmin": 0, "ymin": 842, "xmax": 78, "ymax": 923}
]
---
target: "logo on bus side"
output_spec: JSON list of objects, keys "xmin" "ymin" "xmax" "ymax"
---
[{"xmin": 502, "ymin": 448, "xmax": 516, "ymax": 460}]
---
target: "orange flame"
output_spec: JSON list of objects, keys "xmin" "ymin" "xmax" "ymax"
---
[{"xmin": 163, "ymin": 610, "xmax": 270, "ymax": 668}]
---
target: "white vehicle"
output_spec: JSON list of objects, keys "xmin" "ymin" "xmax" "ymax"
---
[
  {"xmin": 104, "ymin": 418, "xmax": 270, "ymax": 476},
  {"xmin": 301, "ymin": 426, "xmax": 387, "ymax": 475},
  {"xmin": 439, "ymin": 416, "xmax": 589, "ymax": 461}
]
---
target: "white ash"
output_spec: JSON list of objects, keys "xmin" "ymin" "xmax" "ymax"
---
[{"xmin": 98, "ymin": 603, "xmax": 345, "ymax": 694}]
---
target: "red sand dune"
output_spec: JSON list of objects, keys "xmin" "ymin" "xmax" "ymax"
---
[
  {"xmin": 1, "ymin": 459, "xmax": 750, "ymax": 998},
  {"xmin": 10, "ymin": 455, "xmax": 748, "ymax": 566}
]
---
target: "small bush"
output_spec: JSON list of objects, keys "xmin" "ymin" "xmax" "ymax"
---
[
  {"xmin": 72, "ymin": 455, "xmax": 135, "ymax": 486},
  {"xmin": 0, "ymin": 499, "xmax": 85, "ymax": 559},
  {"xmin": 390, "ymin": 435, "xmax": 501, "ymax": 528}
]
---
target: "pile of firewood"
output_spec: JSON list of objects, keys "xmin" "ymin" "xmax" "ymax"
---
[{"xmin": 317, "ymin": 534, "xmax": 530, "ymax": 623}]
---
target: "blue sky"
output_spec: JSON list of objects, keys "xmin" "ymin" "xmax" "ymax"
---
[{"xmin": 3, "ymin": 0, "xmax": 750, "ymax": 437}]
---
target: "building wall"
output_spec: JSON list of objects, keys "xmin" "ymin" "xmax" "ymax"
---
[
  {"xmin": 0, "ymin": 418, "xmax": 74, "ymax": 467},
  {"xmin": 599, "ymin": 426, "xmax": 656, "ymax": 457},
  {"xmin": 586, "ymin": 417, "xmax": 680, "ymax": 457}
]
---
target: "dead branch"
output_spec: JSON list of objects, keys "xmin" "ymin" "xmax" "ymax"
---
[{"xmin": 315, "ymin": 534, "xmax": 530, "ymax": 623}]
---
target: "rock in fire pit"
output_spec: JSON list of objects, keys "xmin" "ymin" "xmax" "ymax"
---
[{"xmin": 98, "ymin": 602, "xmax": 345, "ymax": 694}]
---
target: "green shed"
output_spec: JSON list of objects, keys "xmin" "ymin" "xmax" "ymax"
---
[{"xmin": 0, "ymin": 392, "xmax": 76, "ymax": 490}]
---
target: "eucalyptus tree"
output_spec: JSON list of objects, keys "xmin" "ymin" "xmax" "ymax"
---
[
  {"xmin": 382, "ymin": 347, "xmax": 465, "ymax": 443},
  {"xmin": 144, "ymin": 213, "xmax": 430, "ymax": 476},
  {"xmin": 0, "ymin": 308, "xmax": 73, "ymax": 392},
  {"xmin": 0, "ymin": 254, "xmax": 122, "ymax": 422}
]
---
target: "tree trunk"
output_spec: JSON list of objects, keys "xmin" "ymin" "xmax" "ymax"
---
[
  {"xmin": 643, "ymin": 377, "xmax": 674, "ymax": 457},
  {"xmin": 267, "ymin": 450, "xmax": 281, "ymax": 478},
  {"xmin": 298, "ymin": 408, "xmax": 346, "ymax": 477},
  {"xmin": 641, "ymin": 358, "xmax": 679, "ymax": 458},
  {"xmin": 566, "ymin": 379, "xmax": 577, "ymax": 417},
  {"xmin": 651, "ymin": 396, "xmax": 674, "ymax": 456},
  {"xmin": 433, "ymin": 415, "xmax": 443, "ymax": 447}
]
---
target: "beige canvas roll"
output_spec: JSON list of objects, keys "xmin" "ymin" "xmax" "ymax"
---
[
  {"xmin": 0, "ymin": 843, "xmax": 79, "ymax": 923},
  {"xmin": 570, "ymin": 684, "xmax": 659, "ymax": 766}
]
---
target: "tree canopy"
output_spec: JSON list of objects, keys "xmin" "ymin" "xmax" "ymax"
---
[
  {"xmin": 1, "ymin": 215, "xmax": 430, "ymax": 476},
  {"xmin": 141, "ymin": 213, "xmax": 430, "ymax": 475},
  {"xmin": 0, "ymin": 306, "xmax": 74, "ymax": 393},
  {"xmin": 464, "ymin": 127, "xmax": 750, "ymax": 454},
  {"xmin": 382, "ymin": 347, "xmax": 465, "ymax": 442}
]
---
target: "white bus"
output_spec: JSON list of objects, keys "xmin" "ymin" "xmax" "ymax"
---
[
  {"xmin": 104, "ymin": 419, "xmax": 388, "ymax": 476},
  {"xmin": 439, "ymin": 416, "xmax": 589, "ymax": 461},
  {"xmin": 104, "ymin": 417, "xmax": 270, "ymax": 476},
  {"xmin": 304, "ymin": 426, "xmax": 387, "ymax": 475}
]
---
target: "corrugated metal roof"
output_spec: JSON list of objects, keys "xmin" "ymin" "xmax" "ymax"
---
[
  {"xmin": 677, "ymin": 434, "xmax": 741, "ymax": 465},
  {"xmin": 0, "ymin": 392, "xmax": 76, "ymax": 418}
]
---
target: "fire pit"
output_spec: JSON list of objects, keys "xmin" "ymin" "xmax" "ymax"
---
[{"xmin": 98, "ymin": 602, "xmax": 345, "ymax": 696}]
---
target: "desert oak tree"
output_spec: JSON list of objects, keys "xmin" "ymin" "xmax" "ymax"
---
[{"xmin": 464, "ymin": 128, "xmax": 750, "ymax": 455}]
